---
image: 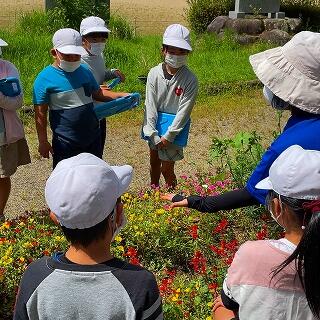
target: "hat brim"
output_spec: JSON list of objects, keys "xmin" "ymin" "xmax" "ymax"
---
[
  {"xmin": 250, "ymin": 47, "xmax": 320, "ymax": 114},
  {"xmin": 81, "ymin": 26, "xmax": 111, "ymax": 36},
  {"xmin": 0, "ymin": 39, "xmax": 8, "ymax": 47},
  {"xmin": 255, "ymin": 177, "xmax": 273, "ymax": 190},
  {"xmin": 55, "ymin": 45, "xmax": 87, "ymax": 55},
  {"xmin": 163, "ymin": 38, "xmax": 192, "ymax": 51},
  {"xmin": 112, "ymin": 165, "xmax": 133, "ymax": 196}
]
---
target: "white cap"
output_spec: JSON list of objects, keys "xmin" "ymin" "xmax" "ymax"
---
[
  {"xmin": 52, "ymin": 28, "xmax": 87, "ymax": 55},
  {"xmin": 0, "ymin": 39, "xmax": 8, "ymax": 47},
  {"xmin": 256, "ymin": 145, "xmax": 320, "ymax": 200},
  {"xmin": 80, "ymin": 16, "xmax": 111, "ymax": 36},
  {"xmin": 163, "ymin": 24, "xmax": 192, "ymax": 51},
  {"xmin": 45, "ymin": 153, "xmax": 133, "ymax": 229}
]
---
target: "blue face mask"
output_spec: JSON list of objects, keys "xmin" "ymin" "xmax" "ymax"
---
[{"xmin": 263, "ymin": 86, "xmax": 290, "ymax": 110}]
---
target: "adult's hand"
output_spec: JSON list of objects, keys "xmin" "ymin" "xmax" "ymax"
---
[
  {"xmin": 38, "ymin": 141, "xmax": 53, "ymax": 159},
  {"xmin": 161, "ymin": 194, "xmax": 188, "ymax": 208}
]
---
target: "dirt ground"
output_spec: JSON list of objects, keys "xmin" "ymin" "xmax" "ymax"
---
[{"xmin": 5, "ymin": 91, "xmax": 284, "ymax": 219}]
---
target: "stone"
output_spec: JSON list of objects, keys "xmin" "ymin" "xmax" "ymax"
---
[
  {"xmin": 264, "ymin": 19, "xmax": 289, "ymax": 33},
  {"xmin": 226, "ymin": 18, "xmax": 264, "ymax": 35},
  {"xmin": 229, "ymin": 0, "xmax": 284, "ymax": 19},
  {"xmin": 259, "ymin": 29, "xmax": 291, "ymax": 45},
  {"xmin": 287, "ymin": 18, "xmax": 302, "ymax": 33},
  {"xmin": 235, "ymin": 34, "xmax": 260, "ymax": 44},
  {"xmin": 207, "ymin": 16, "xmax": 230, "ymax": 34}
]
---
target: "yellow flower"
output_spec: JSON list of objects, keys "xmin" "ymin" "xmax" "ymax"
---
[
  {"xmin": 156, "ymin": 209, "xmax": 165, "ymax": 215},
  {"xmin": 171, "ymin": 294, "xmax": 179, "ymax": 302},
  {"xmin": 23, "ymin": 242, "xmax": 33, "ymax": 249},
  {"xmin": 29, "ymin": 218, "xmax": 34, "ymax": 223},
  {"xmin": 185, "ymin": 288, "xmax": 191, "ymax": 293},
  {"xmin": 176, "ymin": 288, "xmax": 181, "ymax": 293},
  {"xmin": 207, "ymin": 302, "xmax": 213, "ymax": 308},
  {"xmin": 117, "ymin": 246, "xmax": 124, "ymax": 253},
  {"xmin": 19, "ymin": 221, "xmax": 25, "ymax": 227},
  {"xmin": 142, "ymin": 193, "xmax": 149, "ymax": 200},
  {"xmin": 19, "ymin": 257, "xmax": 26, "ymax": 264},
  {"xmin": 206, "ymin": 317, "xmax": 212, "ymax": 320},
  {"xmin": 114, "ymin": 235, "xmax": 122, "ymax": 242},
  {"xmin": 55, "ymin": 236, "xmax": 64, "ymax": 242},
  {"xmin": 2, "ymin": 221, "xmax": 10, "ymax": 229}
]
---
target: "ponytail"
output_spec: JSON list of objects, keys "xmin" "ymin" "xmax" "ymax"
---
[{"xmin": 271, "ymin": 196, "xmax": 320, "ymax": 319}]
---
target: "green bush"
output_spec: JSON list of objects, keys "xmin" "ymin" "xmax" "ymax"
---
[
  {"xmin": 109, "ymin": 15, "xmax": 135, "ymax": 40},
  {"xmin": 280, "ymin": 0, "xmax": 320, "ymax": 31},
  {"xmin": 186, "ymin": 0, "xmax": 234, "ymax": 34},
  {"xmin": 47, "ymin": 0, "xmax": 110, "ymax": 30}
]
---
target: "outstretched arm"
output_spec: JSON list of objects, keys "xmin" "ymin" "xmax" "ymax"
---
[{"xmin": 162, "ymin": 188, "xmax": 259, "ymax": 213}]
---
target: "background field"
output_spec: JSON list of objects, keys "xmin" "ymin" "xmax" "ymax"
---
[{"xmin": 0, "ymin": 0, "xmax": 188, "ymax": 33}]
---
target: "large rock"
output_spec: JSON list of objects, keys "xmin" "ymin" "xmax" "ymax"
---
[
  {"xmin": 226, "ymin": 18, "xmax": 264, "ymax": 35},
  {"xmin": 260, "ymin": 29, "xmax": 291, "ymax": 45},
  {"xmin": 287, "ymin": 18, "xmax": 302, "ymax": 33},
  {"xmin": 207, "ymin": 16, "xmax": 230, "ymax": 34},
  {"xmin": 264, "ymin": 18, "xmax": 289, "ymax": 32},
  {"xmin": 235, "ymin": 34, "xmax": 260, "ymax": 45}
]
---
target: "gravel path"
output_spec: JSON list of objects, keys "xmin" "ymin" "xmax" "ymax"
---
[{"xmin": 5, "ymin": 93, "xmax": 281, "ymax": 219}]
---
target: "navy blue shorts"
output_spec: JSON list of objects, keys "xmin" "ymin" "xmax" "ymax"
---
[{"xmin": 52, "ymin": 135, "xmax": 103, "ymax": 168}]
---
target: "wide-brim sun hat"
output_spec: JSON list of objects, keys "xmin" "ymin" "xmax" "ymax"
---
[
  {"xmin": 80, "ymin": 16, "xmax": 111, "ymax": 36},
  {"xmin": 255, "ymin": 145, "xmax": 320, "ymax": 200},
  {"xmin": 45, "ymin": 153, "xmax": 133, "ymax": 229},
  {"xmin": 53, "ymin": 28, "xmax": 87, "ymax": 55},
  {"xmin": 163, "ymin": 24, "xmax": 192, "ymax": 51},
  {"xmin": 0, "ymin": 39, "xmax": 8, "ymax": 46},
  {"xmin": 249, "ymin": 31, "xmax": 320, "ymax": 114}
]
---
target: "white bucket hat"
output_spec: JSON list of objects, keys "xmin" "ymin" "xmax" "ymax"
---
[
  {"xmin": 45, "ymin": 153, "xmax": 133, "ymax": 229},
  {"xmin": 163, "ymin": 24, "xmax": 192, "ymax": 51},
  {"xmin": 52, "ymin": 28, "xmax": 87, "ymax": 55},
  {"xmin": 250, "ymin": 31, "xmax": 320, "ymax": 114},
  {"xmin": 0, "ymin": 39, "xmax": 8, "ymax": 46},
  {"xmin": 80, "ymin": 16, "xmax": 111, "ymax": 36},
  {"xmin": 256, "ymin": 145, "xmax": 320, "ymax": 200}
]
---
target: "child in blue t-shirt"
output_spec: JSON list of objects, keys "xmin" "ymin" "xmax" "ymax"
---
[{"xmin": 33, "ymin": 28, "xmax": 128, "ymax": 167}]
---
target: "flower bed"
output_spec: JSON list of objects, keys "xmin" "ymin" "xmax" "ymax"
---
[{"xmin": 0, "ymin": 174, "xmax": 280, "ymax": 319}]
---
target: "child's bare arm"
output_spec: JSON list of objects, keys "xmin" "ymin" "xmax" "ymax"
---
[
  {"xmin": 34, "ymin": 104, "xmax": 53, "ymax": 159},
  {"xmin": 92, "ymin": 88, "xmax": 129, "ymax": 102}
]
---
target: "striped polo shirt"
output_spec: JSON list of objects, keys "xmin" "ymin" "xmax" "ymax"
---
[{"xmin": 33, "ymin": 64, "xmax": 100, "ymax": 147}]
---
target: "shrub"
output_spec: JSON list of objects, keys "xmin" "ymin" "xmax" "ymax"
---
[
  {"xmin": 280, "ymin": 0, "xmax": 320, "ymax": 31},
  {"xmin": 186, "ymin": 0, "xmax": 234, "ymax": 34},
  {"xmin": 47, "ymin": 0, "xmax": 110, "ymax": 30},
  {"xmin": 109, "ymin": 15, "xmax": 135, "ymax": 40}
]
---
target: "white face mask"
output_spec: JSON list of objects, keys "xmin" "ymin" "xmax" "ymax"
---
[
  {"xmin": 263, "ymin": 86, "xmax": 290, "ymax": 110},
  {"xmin": 111, "ymin": 208, "xmax": 127, "ymax": 242},
  {"xmin": 89, "ymin": 42, "xmax": 105, "ymax": 56},
  {"xmin": 56, "ymin": 50, "xmax": 81, "ymax": 72},
  {"xmin": 165, "ymin": 53, "xmax": 187, "ymax": 69},
  {"xmin": 59, "ymin": 60, "xmax": 81, "ymax": 72}
]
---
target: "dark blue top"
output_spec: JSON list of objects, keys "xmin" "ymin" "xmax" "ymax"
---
[{"xmin": 246, "ymin": 111, "xmax": 320, "ymax": 204}]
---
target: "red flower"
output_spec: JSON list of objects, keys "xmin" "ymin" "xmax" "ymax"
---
[
  {"xmin": 14, "ymin": 228, "xmax": 21, "ymax": 233},
  {"xmin": 125, "ymin": 247, "xmax": 138, "ymax": 258},
  {"xmin": 256, "ymin": 225, "xmax": 268, "ymax": 240},
  {"xmin": 190, "ymin": 250, "xmax": 207, "ymax": 274},
  {"xmin": 208, "ymin": 282, "xmax": 218, "ymax": 292},
  {"xmin": 129, "ymin": 257, "xmax": 140, "ymax": 266},
  {"xmin": 42, "ymin": 250, "xmax": 50, "ymax": 256},
  {"xmin": 189, "ymin": 225, "xmax": 198, "ymax": 239},
  {"xmin": 213, "ymin": 219, "xmax": 228, "ymax": 234}
]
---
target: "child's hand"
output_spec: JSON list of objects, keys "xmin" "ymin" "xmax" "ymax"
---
[
  {"xmin": 158, "ymin": 137, "xmax": 169, "ymax": 149},
  {"xmin": 161, "ymin": 194, "xmax": 188, "ymax": 208},
  {"xmin": 38, "ymin": 141, "xmax": 53, "ymax": 159},
  {"xmin": 114, "ymin": 70, "xmax": 125, "ymax": 83}
]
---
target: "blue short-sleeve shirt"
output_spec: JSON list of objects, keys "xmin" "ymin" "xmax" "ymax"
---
[{"xmin": 33, "ymin": 64, "xmax": 100, "ymax": 147}]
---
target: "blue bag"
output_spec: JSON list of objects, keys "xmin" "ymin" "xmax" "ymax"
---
[
  {"xmin": 94, "ymin": 93, "xmax": 141, "ymax": 120},
  {"xmin": 142, "ymin": 112, "xmax": 191, "ymax": 147},
  {"xmin": 0, "ymin": 77, "xmax": 21, "ymax": 97}
]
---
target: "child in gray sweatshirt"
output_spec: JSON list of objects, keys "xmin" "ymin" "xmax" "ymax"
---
[{"xmin": 142, "ymin": 24, "xmax": 198, "ymax": 188}]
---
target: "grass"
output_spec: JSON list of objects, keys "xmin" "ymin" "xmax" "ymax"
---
[{"xmin": 0, "ymin": 11, "xmax": 274, "ymax": 105}]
